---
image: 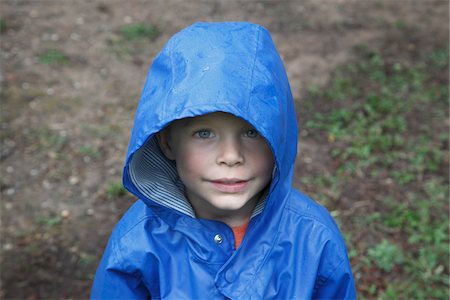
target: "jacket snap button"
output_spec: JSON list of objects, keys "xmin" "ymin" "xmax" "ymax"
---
[
  {"xmin": 214, "ymin": 234, "xmax": 223, "ymax": 244},
  {"xmin": 225, "ymin": 270, "xmax": 237, "ymax": 283}
]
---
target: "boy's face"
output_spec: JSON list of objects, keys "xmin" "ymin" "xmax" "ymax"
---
[{"xmin": 158, "ymin": 112, "xmax": 274, "ymax": 226}]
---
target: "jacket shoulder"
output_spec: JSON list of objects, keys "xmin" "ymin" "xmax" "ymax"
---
[
  {"xmin": 286, "ymin": 189, "xmax": 342, "ymax": 236},
  {"xmin": 283, "ymin": 189, "xmax": 355, "ymax": 297},
  {"xmin": 110, "ymin": 200, "xmax": 160, "ymax": 240},
  {"xmin": 104, "ymin": 200, "xmax": 167, "ymax": 273}
]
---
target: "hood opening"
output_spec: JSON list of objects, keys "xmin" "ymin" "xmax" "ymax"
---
[{"xmin": 127, "ymin": 135, "xmax": 270, "ymax": 219}]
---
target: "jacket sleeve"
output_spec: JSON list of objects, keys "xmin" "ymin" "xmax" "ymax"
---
[
  {"xmin": 312, "ymin": 236, "xmax": 357, "ymax": 300},
  {"xmin": 91, "ymin": 237, "xmax": 150, "ymax": 300},
  {"xmin": 313, "ymin": 258, "xmax": 356, "ymax": 300}
]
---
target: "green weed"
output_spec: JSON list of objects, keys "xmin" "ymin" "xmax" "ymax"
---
[
  {"xmin": 35, "ymin": 216, "xmax": 62, "ymax": 226},
  {"xmin": 38, "ymin": 49, "xmax": 70, "ymax": 65},
  {"xmin": 429, "ymin": 47, "xmax": 449, "ymax": 69},
  {"xmin": 78, "ymin": 145, "xmax": 101, "ymax": 159},
  {"xmin": 107, "ymin": 37, "xmax": 134, "ymax": 57},
  {"xmin": 28, "ymin": 127, "xmax": 68, "ymax": 152},
  {"xmin": 367, "ymin": 239, "xmax": 404, "ymax": 272},
  {"xmin": 378, "ymin": 284, "xmax": 400, "ymax": 300},
  {"xmin": 119, "ymin": 23, "xmax": 159, "ymax": 41},
  {"xmin": 394, "ymin": 19, "xmax": 406, "ymax": 30},
  {"xmin": 78, "ymin": 253, "xmax": 97, "ymax": 266},
  {"xmin": 106, "ymin": 181, "xmax": 127, "ymax": 198},
  {"xmin": 0, "ymin": 19, "xmax": 7, "ymax": 33},
  {"xmin": 108, "ymin": 23, "xmax": 159, "ymax": 58}
]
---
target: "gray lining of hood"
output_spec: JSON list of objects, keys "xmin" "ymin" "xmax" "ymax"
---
[{"xmin": 128, "ymin": 136, "xmax": 267, "ymax": 219}]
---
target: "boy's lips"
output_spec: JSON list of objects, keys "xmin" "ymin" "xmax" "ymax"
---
[{"xmin": 209, "ymin": 178, "xmax": 250, "ymax": 193}]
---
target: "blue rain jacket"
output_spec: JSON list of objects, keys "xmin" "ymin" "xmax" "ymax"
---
[{"xmin": 91, "ymin": 22, "xmax": 356, "ymax": 299}]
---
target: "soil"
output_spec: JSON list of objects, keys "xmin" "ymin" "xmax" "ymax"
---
[{"xmin": 0, "ymin": 1, "xmax": 448, "ymax": 299}]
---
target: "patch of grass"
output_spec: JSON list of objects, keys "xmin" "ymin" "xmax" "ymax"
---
[
  {"xmin": 0, "ymin": 19, "xmax": 8, "ymax": 33},
  {"xmin": 107, "ymin": 37, "xmax": 134, "ymax": 57},
  {"xmin": 106, "ymin": 181, "xmax": 127, "ymax": 198},
  {"xmin": 28, "ymin": 127, "xmax": 69, "ymax": 152},
  {"xmin": 119, "ymin": 23, "xmax": 159, "ymax": 41},
  {"xmin": 78, "ymin": 145, "xmax": 101, "ymax": 159},
  {"xmin": 394, "ymin": 19, "xmax": 406, "ymax": 30},
  {"xmin": 108, "ymin": 23, "xmax": 159, "ymax": 58},
  {"xmin": 84, "ymin": 122, "xmax": 127, "ymax": 146},
  {"xmin": 306, "ymin": 48, "xmax": 447, "ymax": 178},
  {"xmin": 38, "ymin": 49, "xmax": 70, "ymax": 65},
  {"xmin": 302, "ymin": 45, "xmax": 449, "ymax": 299},
  {"xmin": 35, "ymin": 216, "xmax": 62, "ymax": 227},
  {"xmin": 429, "ymin": 47, "xmax": 449, "ymax": 69},
  {"xmin": 378, "ymin": 284, "xmax": 400, "ymax": 300},
  {"xmin": 78, "ymin": 252, "xmax": 97, "ymax": 267},
  {"xmin": 366, "ymin": 239, "xmax": 404, "ymax": 272}
]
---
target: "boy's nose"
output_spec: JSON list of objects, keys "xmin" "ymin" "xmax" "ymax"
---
[{"xmin": 216, "ymin": 137, "xmax": 244, "ymax": 166}]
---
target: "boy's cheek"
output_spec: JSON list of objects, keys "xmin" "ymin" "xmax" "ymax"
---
[{"xmin": 177, "ymin": 151, "xmax": 209, "ymax": 171}]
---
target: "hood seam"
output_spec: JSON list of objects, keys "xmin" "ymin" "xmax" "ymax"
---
[{"xmin": 246, "ymin": 25, "xmax": 262, "ymax": 113}]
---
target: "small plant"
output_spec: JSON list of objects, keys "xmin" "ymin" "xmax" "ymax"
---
[
  {"xmin": 38, "ymin": 49, "xmax": 70, "ymax": 65},
  {"xmin": 367, "ymin": 239, "xmax": 404, "ymax": 272},
  {"xmin": 119, "ymin": 23, "xmax": 159, "ymax": 41},
  {"xmin": 394, "ymin": 19, "xmax": 406, "ymax": 30},
  {"xmin": 28, "ymin": 127, "xmax": 68, "ymax": 152},
  {"xmin": 78, "ymin": 145, "xmax": 101, "ymax": 159},
  {"xmin": 79, "ymin": 253, "xmax": 97, "ymax": 266},
  {"xmin": 35, "ymin": 216, "xmax": 62, "ymax": 226},
  {"xmin": 106, "ymin": 181, "xmax": 127, "ymax": 198},
  {"xmin": 429, "ymin": 47, "xmax": 449, "ymax": 69},
  {"xmin": 0, "ymin": 19, "xmax": 8, "ymax": 33},
  {"xmin": 379, "ymin": 284, "xmax": 400, "ymax": 300},
  {"xmin": 108, "ymin": 23, "xmax": 159, "ymax": 58}
]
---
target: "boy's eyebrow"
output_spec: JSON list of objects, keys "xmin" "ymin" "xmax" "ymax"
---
[
  {"xmin": 178, "ymin": 116, "xmax": 217, "ymax": 128},
  {"xmin": 174, "ymin": 117, "xmax": 195, "ymax": 127}
]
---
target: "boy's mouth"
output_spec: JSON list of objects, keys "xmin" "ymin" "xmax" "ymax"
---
[{"xmin": 209, "ymin": 178, "xmax": 250, "ymax": 193}]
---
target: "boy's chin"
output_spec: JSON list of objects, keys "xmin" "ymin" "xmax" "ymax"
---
[{"xmin": 208, "ymin": 196, "xmax": 257, "ymax": 213}]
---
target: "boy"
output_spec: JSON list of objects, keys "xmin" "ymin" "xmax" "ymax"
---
[{"xmin": 91, "ymin": 22, "xmax": 356, "ymax": 299}]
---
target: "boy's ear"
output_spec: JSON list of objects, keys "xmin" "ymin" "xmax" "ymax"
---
[{"xmin": 156, "ymin": 128, "xmax": 176, "ymax": 160}]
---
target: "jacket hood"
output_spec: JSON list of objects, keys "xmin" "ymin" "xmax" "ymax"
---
[{"xmin": 123, "ymin": 22, "xmax": 297, "ymax": 222}]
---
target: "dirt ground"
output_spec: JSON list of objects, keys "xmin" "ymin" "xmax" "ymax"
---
[{"xmin": 0, "ymin": 1, "xmax": 448, "ymax": 299}]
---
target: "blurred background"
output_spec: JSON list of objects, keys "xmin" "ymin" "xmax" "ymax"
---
[{"xmin": 1, "ymin": 1, "xmax": 448, "ymax": 299}]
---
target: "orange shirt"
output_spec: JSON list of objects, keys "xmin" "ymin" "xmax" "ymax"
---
[{"xmin": 231, "ymin": 221, "xmax": 249, "ymax": 249}]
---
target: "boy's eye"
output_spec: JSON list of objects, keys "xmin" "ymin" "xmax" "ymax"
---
[
  {"xmin": 194, "ymin": 129, "xmax": 214, "ymax": 139},
  {"xmin": 245, "ymin": 129, "xmax": 260, "ymax": 138}
]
